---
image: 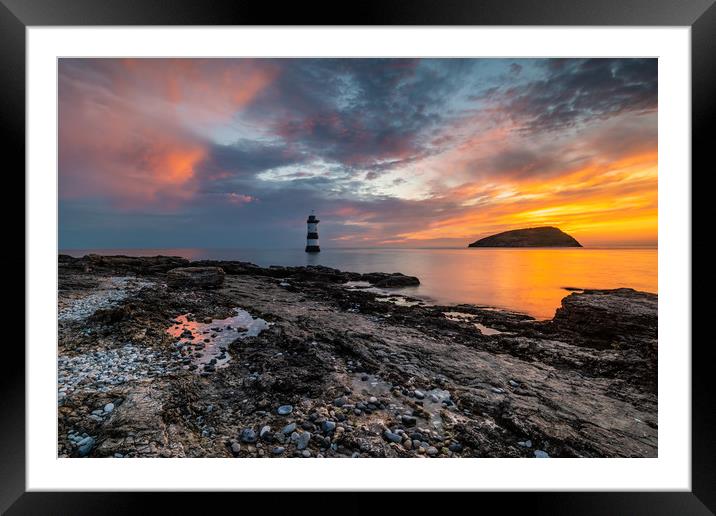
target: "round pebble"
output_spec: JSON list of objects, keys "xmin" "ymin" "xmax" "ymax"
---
[{"xmin": 277, "ymin": 405, "xmax": 293, "ymax": 416}]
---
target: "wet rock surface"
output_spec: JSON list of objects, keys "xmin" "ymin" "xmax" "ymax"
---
[
  {"xmin": 167, "ymin": 267, "xmax": 226, "ymax": 289},
  {"xmin": 57, "ymin": 255, "xmax": 657, "ymax": 458}
]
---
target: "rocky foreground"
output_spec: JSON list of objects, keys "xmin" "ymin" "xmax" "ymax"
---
[{"xmin": 57, "ymin": 254, "xmax": 657, "ymax": 459}]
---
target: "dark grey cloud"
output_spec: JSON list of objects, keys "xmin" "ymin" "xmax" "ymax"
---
[
  {"xmin": 491, "ymin": 58, "xmax": 657, "ymax": 133},
  {"xmin": 245, "ymin": 59, "xmax": 474, "ymax": 168},
  {"xmin": 198, "ymin": 140, "xmax": 308, "ymax": 181}
]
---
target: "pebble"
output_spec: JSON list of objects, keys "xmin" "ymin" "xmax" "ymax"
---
[
  {"xmin": 534, "ymin": 450, "xmax": 550, "ymax": 458},
  {"xmin": 296, "ymin": 432, "xmax": 312, "ymax": 450},
  {"xmin": 272, "ymin": 446, "xmax": 285, "ymax": 455},
  {"xmin": 302, "ymin": 450, "xmax": 311, "ymax": 458},
  {"xmin": 518, "ymin": 440, "xmax": 532, "ymax": 448},
  {"xmin": 240, "ymin": 428, "xmax": 257, "ymax": 443},
  {"xmin": 104, "ymin": 403, "xmax": 114, "ymax": 413},
  {"xmin": 282, "ymin": 423, "xmax": 297, "ymax": 434},
  {"xmin": 401, "ymin": 415, "xmax": 417, "ymax": 427},
  {"xmin": 322, "ymin": 421, "xmax": 336, "ymax": 433},
  {"xmin": 426, "ymin": 446, "xmax": 439, "ymax": 456},
  {"xmin": 491, "ymin": 387, "xmax": 505, "ymax": 394},
  {"xmin": 383, "ymin": 431, "xmax": 402, "ymax": 443},
  {"xmin": 259, "ymin": 426, "xmax": 272, "ymax": 440},
  {"xmin": 231, "ymin": 442, "xmax": 241, "ymax": 454},
  {"xmin": 277, "ymin": 405, "xmax": 293, "ymax": 416},
  {"xmin": 368, "ymin": 396, "xmax": 378, "ymax": 404},
  {"xmin": 414, "ymin": 390, "xmax": 425, "ymax": 400},
  {"xmin": 77, "ymin": 436, "xmax": 95, "ymax": 457},
  {"xmin": 57, "ymin": 344, "xmax": 172, "ymax": 399},
  {"xmin": 509, "ymin": 380, "xmax": 520, "ymax": 388},
  {"xmin": 448, "ymin": 442, "xmax": 463, "ymax": 452}
]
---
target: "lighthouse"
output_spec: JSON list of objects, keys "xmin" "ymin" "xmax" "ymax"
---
[{"xmin": 305, "ymin": 212, "xmax": 320, "ymax": 253}]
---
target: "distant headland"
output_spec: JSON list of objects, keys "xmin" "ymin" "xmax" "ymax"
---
[{"xmin": 468, "ymin": 226, "xmax": 582, "ymax": 248}]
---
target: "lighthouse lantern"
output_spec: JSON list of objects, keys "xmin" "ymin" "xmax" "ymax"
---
[{"xmin": 305, "ymin": 212, "xmax": 320, "ymax": 253}]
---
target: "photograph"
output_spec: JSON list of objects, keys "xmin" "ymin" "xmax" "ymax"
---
[{"xmin": 57, "ymin": 57, "xmax": 659, "ymax": 459}]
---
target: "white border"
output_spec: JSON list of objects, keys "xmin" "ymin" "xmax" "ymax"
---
[{"xmin": 27, "ymin": 27, "xmax": 691, "ymax": 491}]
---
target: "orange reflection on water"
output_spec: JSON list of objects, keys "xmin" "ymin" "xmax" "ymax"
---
[{"xmin": 385, "ymin": 248, "xmax": 657, "ymax": 319}]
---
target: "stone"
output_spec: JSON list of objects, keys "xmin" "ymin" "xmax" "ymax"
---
[
  {"xmin": 231, "ymin": 442, "xmax": 241, "ymax": 454},
  {"xmin": 103, "ymin": 403, "xmax": 115, "ymax": 413},
  {"xmin": 401, "ymin": 415, "xmax": 417, "ymax": 427},
  {"xmin": 362, "ymin": 272, "xmax": 420, "ymax": 288},
  {"xmin": 518, "ymin": 440, "xmax": 532, "ymax": 448},
  {"xmin": 272, "ymin": 446, "xmax": 285, "ymax": 455},
  {"xmin": 297, "ymin": 432, "xmax": 312, "ymax": 450},
  {"xmin": 383, "ymin": 430, "xmax": 402, "ymax": 443},
  {"xmin": 240, "ymin": 428, "xmax": 257, "ymax": 443},
  {"xmin": 277, "ymin": 405, "xmax": 293, "ymax": 416},
  {"xmin": 260, "ymin": 425, "xmax": 272, "ymax": 441},
  {"xmin": 166, "ymin": 267, "xmax": 225, "ymax": 289},
  {"xmin": 553, "ymin": 288, "xmax": 658, "ymax": 356},
  {"xmin": 448, "ymin": 442, "xmax": 463, "ymax": 452},
  {"xmin": 302, "ymin": 450, "xmax": 311, "ymax": 458},
  {"xmin": 282, "ymin": 423, "xmax": 297, "ymax": 434},
  {"xmin": 77, "ymin": 436, "xmax": 95, "ymax": 457},
  {"xmin": 426, "ymin": 446, "xmax": 439, "ymax": 456},
  {"xmin": 414, "ymin": 390, "xmax": 425, "ymax": 400},
  {"xmin": 322, "ymin": 421, "xmax": 337, "ymax": 433},
  {"xmin": 534, "ymin": 450, "xmax": 550, "ymax": 458}
]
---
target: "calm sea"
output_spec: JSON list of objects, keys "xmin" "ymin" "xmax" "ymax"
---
[{"xmin": 60, "ymin": 247, "xmax": 657, "ymax": 320}]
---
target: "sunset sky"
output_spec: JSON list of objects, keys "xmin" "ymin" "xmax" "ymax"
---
[{"xmin": 59, "ymin": 58, "xmax": 657, "ymax": 249}]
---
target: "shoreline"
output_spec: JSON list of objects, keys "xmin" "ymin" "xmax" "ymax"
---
[{"xmin": 57, "ymin": 254, "xmax": 657, "ymax": 458}]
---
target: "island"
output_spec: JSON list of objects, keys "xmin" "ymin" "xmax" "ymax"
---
[{"xmin": 468, "ymin": 226, "xmax": 582, "ymax": 248}]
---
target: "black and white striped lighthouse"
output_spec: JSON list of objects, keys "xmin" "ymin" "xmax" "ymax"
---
[{"xmin": 305, "ymin": 212, "xmax": 320, "ymax": 253}]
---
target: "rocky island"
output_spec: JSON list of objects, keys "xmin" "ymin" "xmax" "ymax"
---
[
  {"xmin": 57, "ymin": 254, "xmax": 656, "ymax": 459},
  {"xmin": 468, "ymin": 226, "xmax": 582, "ymax": 247}
]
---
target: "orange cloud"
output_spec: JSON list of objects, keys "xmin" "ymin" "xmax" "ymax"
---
[
  {"xmin": 396, "ymin": 151, "xmax": 657, "ymax": 246},
  {"xmin": 59, "ymin": 59, "xmax": 278, "ymax": 210}
]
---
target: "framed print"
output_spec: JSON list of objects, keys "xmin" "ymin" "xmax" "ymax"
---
[{"xmin": 2, "ymin": 0, "xmax": 712, "ymax": 513}]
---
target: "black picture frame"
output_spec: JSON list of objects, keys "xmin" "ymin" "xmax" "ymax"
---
[{"xmin": 1, "ymin": 0, "xmax": 711, "ymax": 513}]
